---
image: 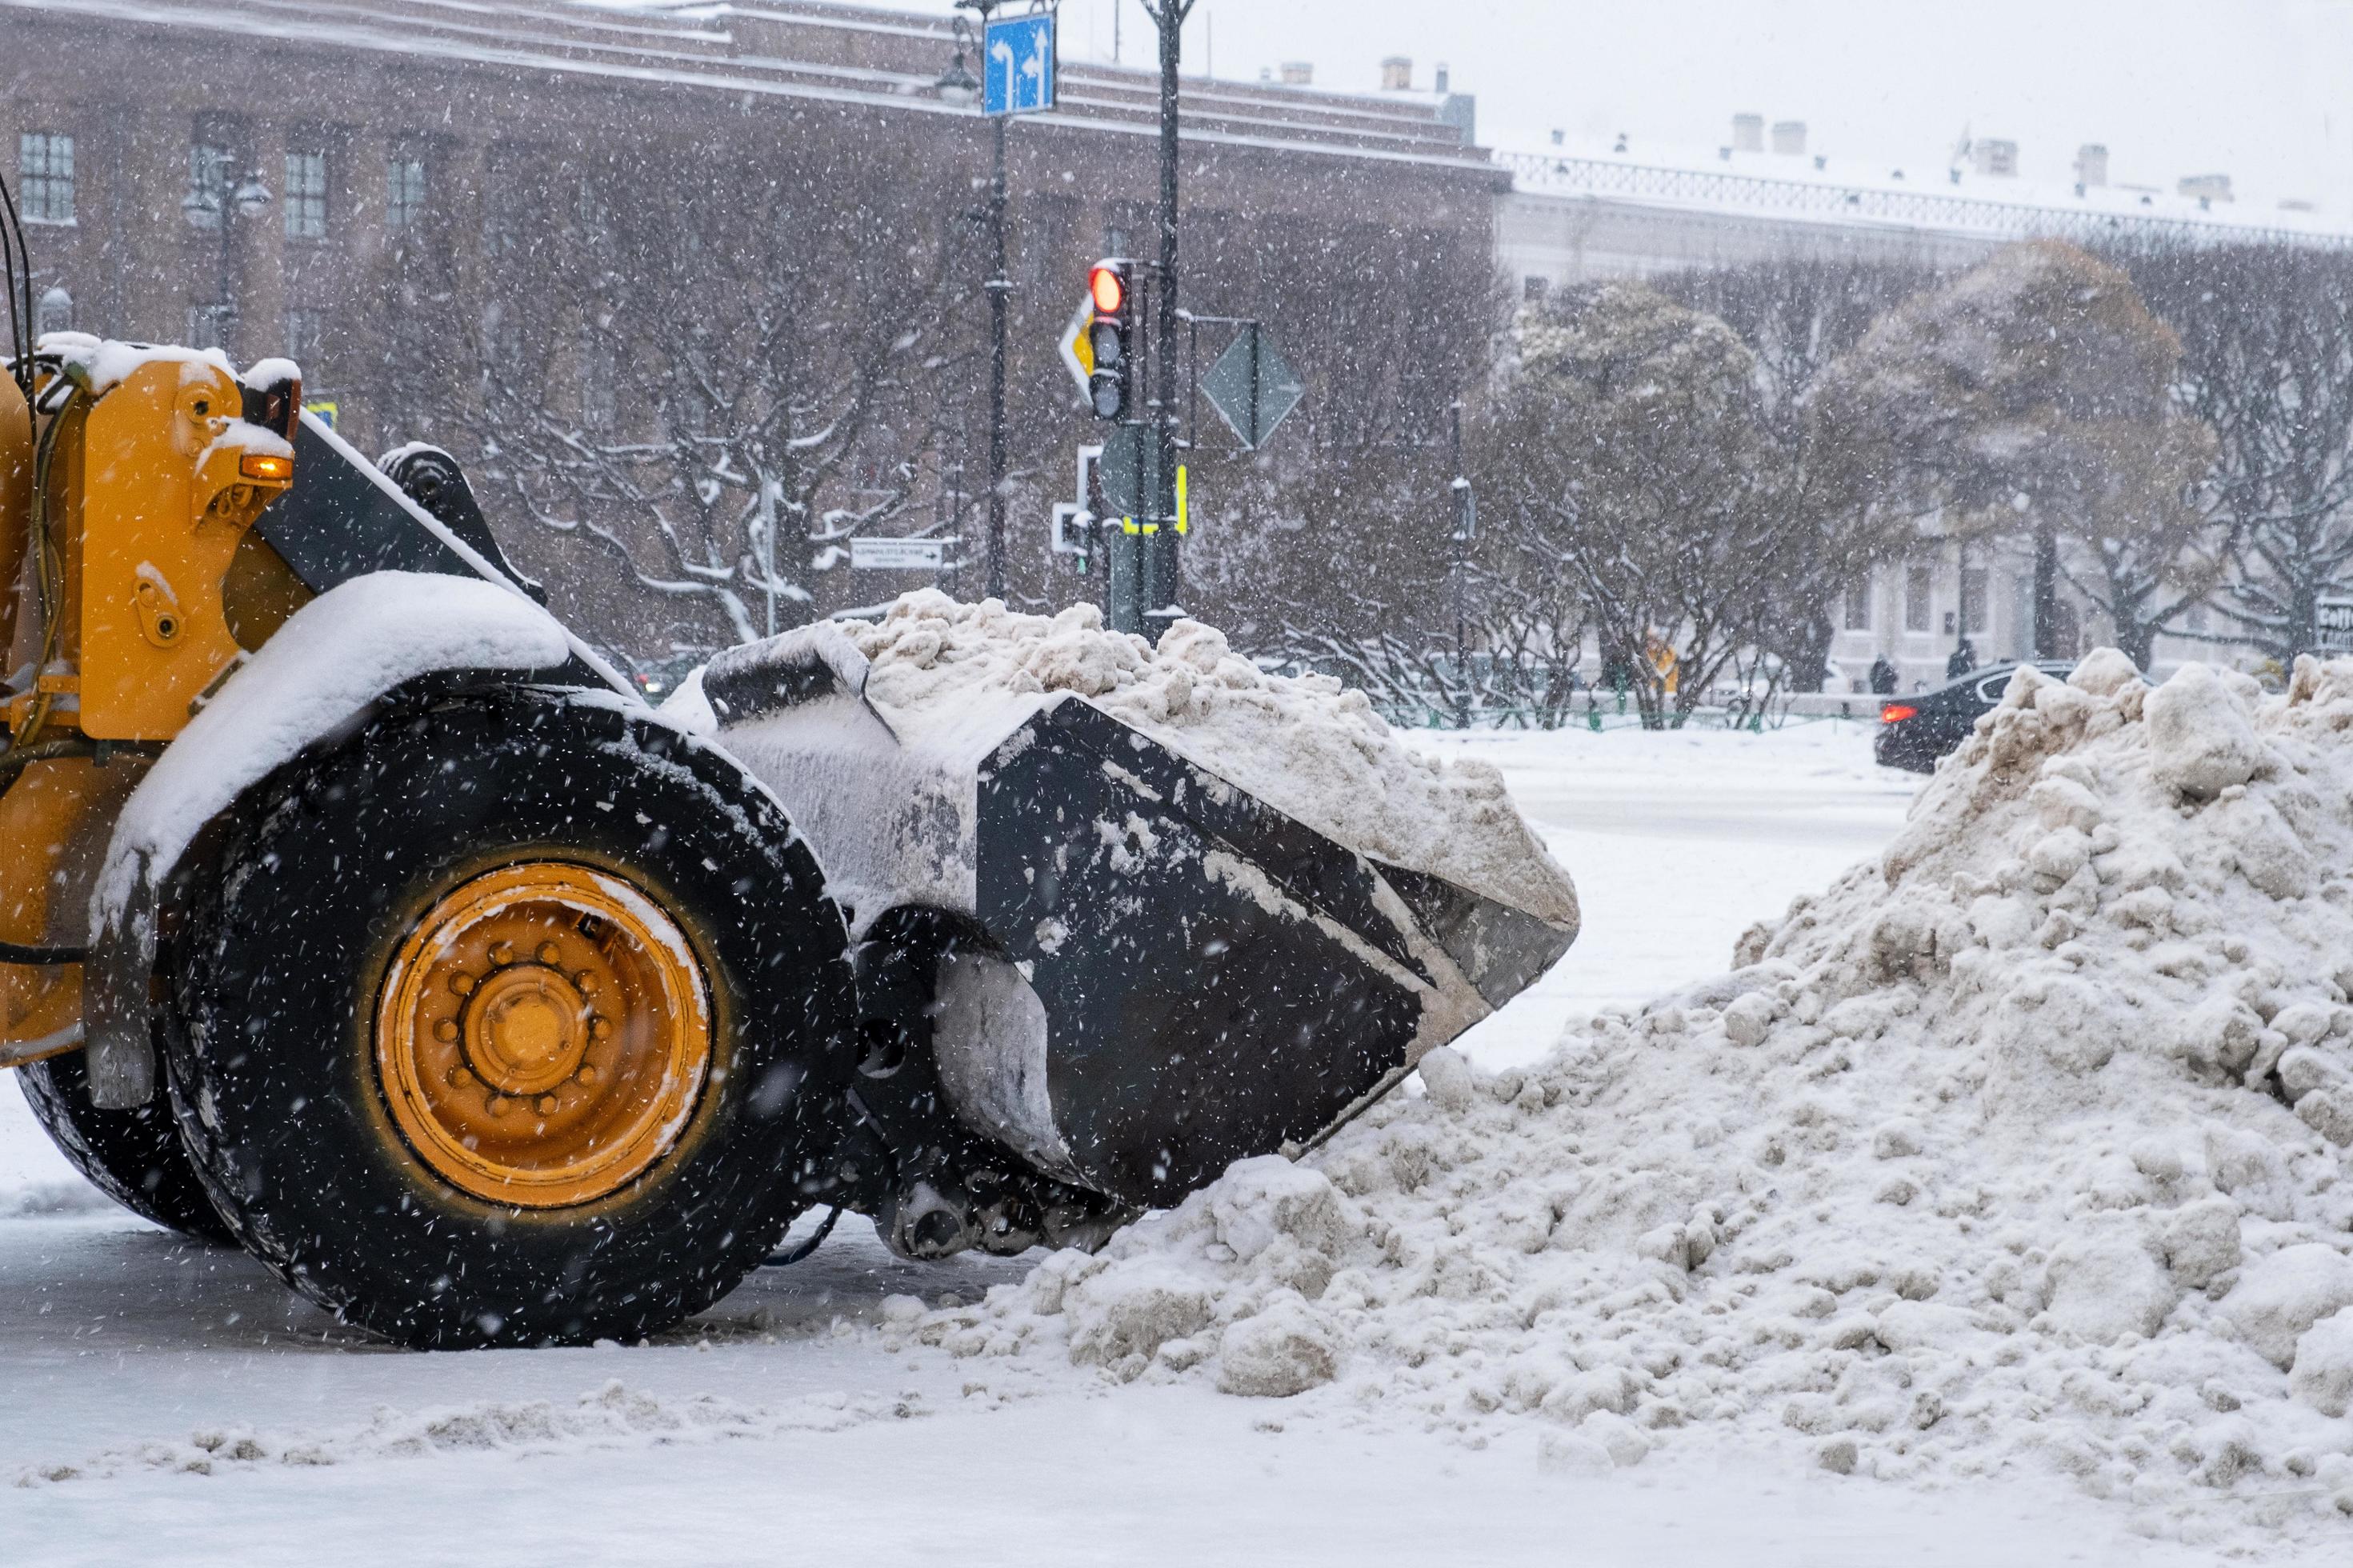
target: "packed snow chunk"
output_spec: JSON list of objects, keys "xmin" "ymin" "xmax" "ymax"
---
[
  {"xmin": 2041, "ymin": 1221, "xmax": 2178, "ymax": 1344},
  {"xmin": 2143, "ymin": 662, "xmax": 2267, "ymax": 799},
  {"xmin": 1064, "ymin": 1260, "xmax": 1215, "ymax": 1374},
  {"xmin": 1207, "ymin": 1157, "xmax": 1362, "ymax": 1271},
  {"xmin": 1215, "ymin": 1295, "xmax": 1341, "ymax": 1398},
  {"xmin": 1722, "ymin": 990, "xmax": 1776, "ymax": 1047},
  {"xmin": 1535, "ymin": 1430, "xmax": 1617, "ymax": 1478},
  {"xmin": 2155, "ymin": 1196, "xmax": 2243, "ymax": 1290},
  {"xmin": 2221, "ymin": 1246, "xmax": 2353, "ymax": 1370},
  {"xmin": 834, "ymin": 592, "xmax": 1578, "ymax": 929},
  {"xmin": 2288, "ymin": 1306, "xmax": 2353, "ymax": 1418},
  {"xmin": 1415, "ymin": 1046, "xmax": 1478, "ymax": 1112},
  {"xmin": 2068, "ymin": 647, "xmax": 2144, "ymax": 699}
]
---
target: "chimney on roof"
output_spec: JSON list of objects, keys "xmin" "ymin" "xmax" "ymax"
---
[
  {"xmin": 1380, "ymin": 56, "xmax": 1411, "ymax": 92},
  {"xmin": 1279, "ymin": 61, "xmax": 1313, "ymax": 86},
  {"xmin": 2178, "ymin": 173, "xmax": 2234, "ymax": 204},
  {"xmin": 1435, "ymin": 62, "xmax": 1449, "ymax": 94},
  {"xmin": 1771, "ymin": 119, "xmax": 1806, "ymax": 156},
  {"xmin": 1732, "ymin": 114, "xmax": 1764, "ymax": 154},
  {"xmin": 2074, "ymin": 143, "xmax": 2109, "ymax": 188},
  {"xmin": 1974, "ymin": 139, "xmax": 2019, "ymax": 177}
]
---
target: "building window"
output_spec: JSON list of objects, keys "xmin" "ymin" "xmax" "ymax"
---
[
  {"xmin": 19, "ymin": 132, "xmax": 75, "ymax": 224},
  {"xmin": 285, "ymin": 308, "xmax": 324, "ymax": 369},
  {"xmin": 1959, "ymin": 566, "xmax": 1988, "ymax": 635},
  {"xmin": 1843, "ymin": 578, "xmax": 1871, "ymax": 631},
  {"xmin": 1904, "ymin": 563, "xmax": 1933, "ymax": 633},
  {"xmin": 186, "ymin": 302, "xmax": 235, "ymax": 351},
  {"xmin": 386, "ymin": 155, "xmax": 426, "ymax": 234},
  {"xmin": 284, "ymin": 150, "xmax": 328, "ymax": 240},
  {"xmin": 1523, "ymin": 275, "xmax": 1550, "ymax": 303},
  {"xmin": 35, "ymin": 286, "xmax": 72, "ymax": 337}
]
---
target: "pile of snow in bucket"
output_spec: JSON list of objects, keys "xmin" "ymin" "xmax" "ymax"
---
[
  {"xmin": 894, "ymin": 650, "xmax": 2353, "ymax": 1550},
  {"xmin": 830, "ymin": 591, "xmax": 1579, "ymax": 927}
]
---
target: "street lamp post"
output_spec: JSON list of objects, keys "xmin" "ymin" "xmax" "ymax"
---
[
  {"xmin": 946, "ymin": 5, "xmax": 1012, "ymax": 604},
  {"xmin": 1449, "ymin": 398, "xmax": 1476, "ymax": 727},
  {"xmin": 1139, "ymin": 0, "xmax": 1195, "ymax": 640},
  {"xmin": 180, "ymin": 149, "xmax": 271, "ymax": 356}
]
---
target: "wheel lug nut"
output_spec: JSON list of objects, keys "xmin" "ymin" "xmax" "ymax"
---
[
  {"xmin": 575, "ymin": 973, "xmax": 599, "ymax": 996},
  {"xmin": 487, "ymin": 1094, "xmax": 510, "ymax": 1117},
  {"xmin": 489, "ymin": 941, "xmax": 514, "ymax": 966},
  {"xmin": 434, "ymin": 1019, "xmax": 458, "ymax": 1043},
  {"xmin": 537, "ymin": 942, "xmax": 562, "ymax": 966},
  {"xmin": 536, "ymin": 1094, "xmax": 559, "ymax": 1115},
  {"xmin": 575, "ymin": 1065, "xmax": 598, "ymax": 1086},
  {"xmin": 590, "ymin": 1016, "xmax": 613, "ymax": 1040},
  {"xmin": 454, "ymin": 1066, "xmax": 477, "ymax": 1088},
  {"xmin": 449, "ymin": 973, "xmax": 476, "ymax": 996}
]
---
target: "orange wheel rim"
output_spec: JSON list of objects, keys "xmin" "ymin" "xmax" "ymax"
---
[{"xmin": 374, "ymin": 862, "xmax": 712, "ymax": 1208}]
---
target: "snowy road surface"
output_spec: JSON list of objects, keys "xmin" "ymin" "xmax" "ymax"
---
[{"xmin": 0, "ymin": 725, "xmax": 2271, "ymax": 1565}]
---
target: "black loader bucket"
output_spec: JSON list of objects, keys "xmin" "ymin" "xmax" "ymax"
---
[{"xmin": 700, "ymin": 626, "xmax": 1576, "ymax": 1211}]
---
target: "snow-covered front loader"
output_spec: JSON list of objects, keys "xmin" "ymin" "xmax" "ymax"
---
[{"xmin": 0, "ymin": 325, "xmax": 1575, "ymax": 1348}]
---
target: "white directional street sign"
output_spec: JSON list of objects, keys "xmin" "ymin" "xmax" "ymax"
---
[
  {"xmin": 850, "ymin": 536, "xmax": 949, "ymax": 571},
  {"xmin": 983, "ymin": 12, "xmax": 1056, "ymax": 117},
  {"xmin": 2320, "ymin": 597, "xmax": 2353, "ymax": 652},
  {"xmin": 1056, "ymin": 296, "xmax": 1095, "ymax": 409}
]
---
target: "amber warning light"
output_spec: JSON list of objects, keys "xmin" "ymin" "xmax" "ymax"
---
[
  {"xmin": 239, "ymin": 451, "xmax": 294, "ymax": 482},
  {"xmin": 1879, "ymin": 703, "xmax": 1918, "ymax": 724},
  {"xmin": 1089, "ymin": 264, "xmax": 1126, "ymax": 316}
]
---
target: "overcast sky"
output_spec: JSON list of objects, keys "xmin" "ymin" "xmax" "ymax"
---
[{"xmin": 858, "ymin": 0, "xmax": 2353, "ymax": 214}]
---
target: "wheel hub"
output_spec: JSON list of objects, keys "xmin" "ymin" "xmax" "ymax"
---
[
  {"xmin": 463, "ymin": 962, "xmax": 590, "ymax": 1096},
  {"xmin": 374, "ymin": 863, "xmax": 712, "ymax": 1208}
]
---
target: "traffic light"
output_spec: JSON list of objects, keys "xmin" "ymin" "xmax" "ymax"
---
[{"xmin": 1086, "ymin": 259, "xmax": 1132, "ymax": 421}]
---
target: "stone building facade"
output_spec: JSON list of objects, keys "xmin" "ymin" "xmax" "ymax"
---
[{"xmin": 3, "ymin": 0, "xmax": 1503, "ymax": 653}]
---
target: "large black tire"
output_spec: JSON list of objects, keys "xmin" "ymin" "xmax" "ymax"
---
[
  {"xmin": 162, "ymin": 686, "xmax": 858, "ymax": 1349},
  {"xmin": 18, "ymin": 1049, "xmax": 233, "ymax": 1242}
]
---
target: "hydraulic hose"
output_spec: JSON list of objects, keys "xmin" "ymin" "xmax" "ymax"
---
[
  {"xmin": 761, "ymin": 1205, "xmax": 843, "ymax": 1268},
  {"xmin": 14, "ymin": 377, "xmax": 82, "ymax": 751},
  {"xmin": 0, "ymin": 940, "xmax": 83, "ymax": 966}
]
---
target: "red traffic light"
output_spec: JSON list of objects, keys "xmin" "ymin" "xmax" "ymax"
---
[
  {"xmin": 1879, "ymin": 703, "xmax": 1918, "ymax": 724},
  {"xmin": 1089, "ymin": 263, "xmax": 1126, "ymax": 317}
]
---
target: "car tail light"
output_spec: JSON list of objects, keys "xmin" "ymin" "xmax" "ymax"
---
[{"xmin": 1879, "ymin": 703, "xmax": 1918, "ymax": 724}]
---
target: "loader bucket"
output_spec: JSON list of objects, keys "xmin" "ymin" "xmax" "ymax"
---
[{"xmin": 701, "ymin": 626, "xmax": 1575, "ymax": 1211}]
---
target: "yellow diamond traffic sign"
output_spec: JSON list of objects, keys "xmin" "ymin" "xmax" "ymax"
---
[{"xmin": 1057, "ymin": 296, "xmax": 1094, "ymax": 408}]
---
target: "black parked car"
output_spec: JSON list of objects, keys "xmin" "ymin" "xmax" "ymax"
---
[{"xmin": 1875, "ymin": 661, "xmax": 2079, "ymax": 772}]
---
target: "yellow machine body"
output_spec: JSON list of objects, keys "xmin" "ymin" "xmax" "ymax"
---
[{"xmin": 0, "ymin": 351, "xmax": 301, "ymax": 1064}]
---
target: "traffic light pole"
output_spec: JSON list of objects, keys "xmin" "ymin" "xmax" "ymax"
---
[{"xmin": 1141, "ymin": 0, "xmax": 1195, "ymax": 641}]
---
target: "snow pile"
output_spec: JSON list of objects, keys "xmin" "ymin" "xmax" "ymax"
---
[
  {"xmin": 832, "ymin": 591, "xmax": 1578, "ymax": 926},
  {"xmin": 18, "ymin": 1380, "xmax": 926, "ymax": 1486},
  {"xmin": 898, "ymin": 653, "xmax": 2353, "ymax": 1548}
]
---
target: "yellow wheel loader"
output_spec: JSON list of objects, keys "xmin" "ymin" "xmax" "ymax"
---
[{"xmin": 0, "ymin": 184, "xmax": 1575, "ymax": 1348}]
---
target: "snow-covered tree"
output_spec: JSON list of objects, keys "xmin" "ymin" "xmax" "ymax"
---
[
  {"xmin": 1663, "ymin": 256, "xmax": 1939, "ymax": 689},
  {"xmin": 466, "ymin": 142, "xmax": 970, "ymax": 662},
  {"xmin": 2127, "ymin": 244, "xmax": 2353, "ymax": 666},
  {"xmin": 1478, "ymin": 282, "xmax": 1811, "ymax": 727},
  {"xmin": 1813, "ymin": 241, "xmax": 2215, "ymax": 665}
]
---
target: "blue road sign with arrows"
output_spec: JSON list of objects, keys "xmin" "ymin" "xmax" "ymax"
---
[{"xmin": 984, "ymin": 11, "xmax": 1056, "ymax": 116}]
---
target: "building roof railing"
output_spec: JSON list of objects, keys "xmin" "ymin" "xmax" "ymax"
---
[{"xmin": 1501, "ymin": 150, "xmax": 2353, "ymax": 253}]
